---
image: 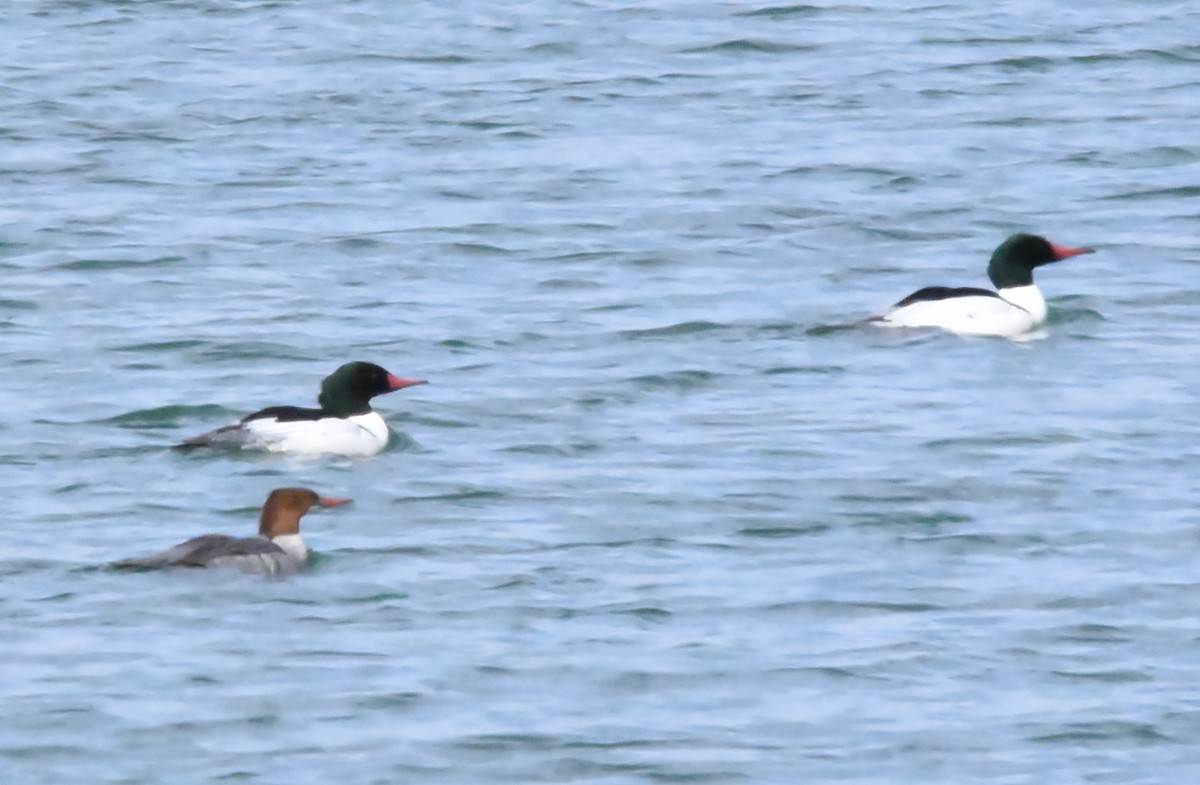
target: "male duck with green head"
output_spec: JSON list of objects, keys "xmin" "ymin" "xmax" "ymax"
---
[
  {"xmin": 872, "ymin": 233, "xmax": 1094, "ymax": 337},
  {"xmin": 180, "ymin": 361, "xmax": 427, "ymax": 457}
]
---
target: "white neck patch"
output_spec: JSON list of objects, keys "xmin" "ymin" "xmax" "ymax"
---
[{"xmin": 270, "ymin": 534, "xmax": 308, "ymax": 564}]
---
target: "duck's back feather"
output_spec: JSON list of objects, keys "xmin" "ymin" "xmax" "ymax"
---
[
  {"xmin": 110, "ymin": 534, "xmax": 284, "ymax": 570},
  {"xmin": 892, "ymin": 286, "xmax": 1000, "ymax": 308}
]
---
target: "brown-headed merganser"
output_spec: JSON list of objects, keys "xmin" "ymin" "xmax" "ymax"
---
[{"xmin": 109, "ymin": 487, "xmax": 350, "ymax": 576}]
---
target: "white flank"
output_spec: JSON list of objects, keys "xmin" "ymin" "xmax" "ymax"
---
[
  {"xmin": 877, "ymin": 285, "xmax": 1047, "ymax": 338},
  {"xmin": 211, "ymin": 549, "xmax": 303, "ymax": 576},
  {"xmin": 241, "ymin": 412, "xmax": 390, "ymax": 457}
]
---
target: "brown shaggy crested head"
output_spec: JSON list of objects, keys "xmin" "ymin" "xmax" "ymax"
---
[{"xmin": 257, "ymin": 487, "xmax": 351, "ymax": 538}]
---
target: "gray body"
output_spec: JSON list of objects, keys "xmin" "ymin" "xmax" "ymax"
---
[{"xmin": 110, "ymin": 534, "xmax": 304, "ymax": 576}]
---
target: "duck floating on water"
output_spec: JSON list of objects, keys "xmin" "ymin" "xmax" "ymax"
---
[
  {"xmin": 179, "ymin": 361, "xmax": 426, "ymax": 457},
  {"xmin": 109, "ymin": 487, "xmax": 350, "ymax": 576},
  {"xmin": 871, "ymin": 233, "xmax": 1093, "ymax": 338}
]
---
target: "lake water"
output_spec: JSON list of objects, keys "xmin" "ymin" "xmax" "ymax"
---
[{"xmin": 4, "ymin": 1, "xmax": 1200, "ymax": 782}]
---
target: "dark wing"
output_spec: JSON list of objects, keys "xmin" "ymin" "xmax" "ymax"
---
[
  {"xmin": 892, "ymin": 286, "xmax": 1000, "ymax": 309},
  {"xmin": 110, "ymin": 534, "xmax": 283, "ymax": 570},
  {"xmin": 177, "ymin": 423, "xmax": 252, "ymax": 448}
]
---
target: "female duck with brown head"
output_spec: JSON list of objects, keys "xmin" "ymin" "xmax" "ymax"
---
[{"xmin": 110, "ymin": 488, "xmax": 350, "ymax": 576}]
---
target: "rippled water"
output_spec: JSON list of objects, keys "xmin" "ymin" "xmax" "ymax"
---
[{"xmin": 4, "ymin": 1, "xmax": 1200, "ymax": 782}]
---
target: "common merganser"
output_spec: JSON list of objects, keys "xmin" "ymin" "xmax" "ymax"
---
[
  {"xmin": 871, "ymin": 233, "xmax": 1094, "ymax": 337},
  {"xmin": 179, "ymin": 361, "xmax": 427, "ymax": 457},
  {"xmin": 109, "ymin": 487, "xmax": 350, "ymax": 576}
]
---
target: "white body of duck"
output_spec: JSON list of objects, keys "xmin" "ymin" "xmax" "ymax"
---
[{"xmin": 234, "ymin": 411, "xmax": 391, "ymax": 457}]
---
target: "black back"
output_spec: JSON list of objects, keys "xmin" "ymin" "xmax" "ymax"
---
[
  {"xmin": 242, "ymin": 405, "xmax": 327, "ymax": 424},
  {"xmin": 892, "ymin": 286, "xmax": 1000, "ymax": 308},
  {"xmin": 239, "ymin": 363, "xmax": 394, "ymax": 421}
]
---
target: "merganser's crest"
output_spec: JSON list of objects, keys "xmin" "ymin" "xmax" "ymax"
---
[
  {"xmin": 109, "ymin": 487, "xmax": 351, "ymax": 576},
  {"xmin": 872, "ymin": 233, "xmax": 1093, "ymax": 338},
  {"xmin": 178, "ymin": 361, "xmax": 427, "ymax": 457}
]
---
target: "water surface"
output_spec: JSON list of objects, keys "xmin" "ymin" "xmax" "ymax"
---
[{"xmin": 3, "ymin": 1, "xmax": 1200, "ymax": 783}]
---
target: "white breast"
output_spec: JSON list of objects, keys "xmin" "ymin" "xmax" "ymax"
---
[
  {"xmin": 241, "ymin": 412, "xmax": 391, "ymax": 457},
  {"xmin": 270, "ymin": 534, "xmax": 308, "ymax": 563},
  {"xmin": 995, "ymin": 284, "xmax": 1047, "ymax": 324}
]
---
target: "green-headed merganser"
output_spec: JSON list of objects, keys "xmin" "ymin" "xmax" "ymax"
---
[
  {"xmin": 871, "ymin": 233, "xmax": 1094, "ymax": 337},
  {"xmin": 179, "ymin": 361, "xmax": 426, "ymax": 457}
]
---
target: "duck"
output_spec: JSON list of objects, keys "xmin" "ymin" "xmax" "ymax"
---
[
  {"xmin": 870, "ymin": 233, "xmax": 1093, "ymax": 337},
  {"xmin": 179, "ymin": 361, "xmax": 426, "ymax": 457},
  {"xmin": 109, "ymin": 487, "xmax": 350, "ymax": 576}
]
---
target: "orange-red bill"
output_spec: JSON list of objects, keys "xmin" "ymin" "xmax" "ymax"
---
[
  {"xmin": 1049, "ymin": 243, "xmax": 1094, "ymax": 260},
  {"xmin": 387, "ymin": 375, "xmax": 428, "ymax": 391}
]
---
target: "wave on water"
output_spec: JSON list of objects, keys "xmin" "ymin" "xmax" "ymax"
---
[{"xmin": 99, "ymin": 404, "xmax": 231, "ymax": 428}]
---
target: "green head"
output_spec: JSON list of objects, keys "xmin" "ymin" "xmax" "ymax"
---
[
  {"xmin": 317, "ymin": 361, "xmax": 427, "ymax": 416},
  {"xmin": 987, "ymin": 233, "xmax": 1093, "ymax": 290}
]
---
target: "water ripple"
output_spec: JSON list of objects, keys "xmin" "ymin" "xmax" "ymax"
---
[{"xmin": 5, "ymin": 1, "xmax": 1200, "ymax": 783}]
